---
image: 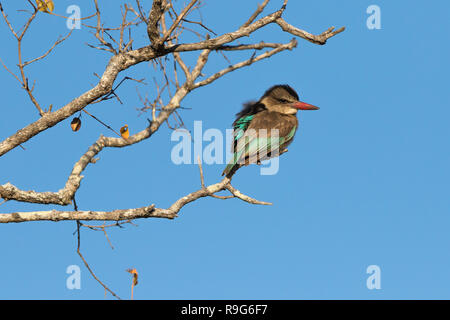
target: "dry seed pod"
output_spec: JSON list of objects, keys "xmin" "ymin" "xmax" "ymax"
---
[
  {"xmin": 36, "ymin": 0, "xmax": 54, "ymax": 13},
  {"xmin": 120, "ymin": 124, "xmax": 129, "ymax": 139},
  {"xmin": 71, "ymin": 117, "xmax": 81, "ymax": 132}
]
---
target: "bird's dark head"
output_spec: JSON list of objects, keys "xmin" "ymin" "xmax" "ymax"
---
[{"xmin": 260, "ymin": 84, "xmax": 319, "ymax": 115}]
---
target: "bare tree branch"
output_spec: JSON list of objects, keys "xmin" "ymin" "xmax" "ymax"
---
[
  {"xmin": 276, "ymin": 18, "xmax": 345, "ymax": 45},
  {"xmin": 0, "ymin": 205, "xmax": 157, "ymax": 223},
  {"xmin": 241, "ymin": 0, "xmax": 270, "ymax": 28},
  {"xmin": 22, "ymin": 30, "xmax": 74, "ymax": 67},
  {"xmin": 193, "ymin": 39, "xmax": 297, "ymax": 89},
  {"xmin": 0, "ymin": 175, "xmax": 271, "ymax": 223},
  {"xmin": 160, "ymin": 0, "xmax": 198, "ymax": 45},
  {"xmin": 0, "ymin": 1, "xmax": 344, "ymax": 157},
  {"xmin": 76, "ymin": 220, "xmax": 121, "ymax": 299},
  {"xmin": 0, "ymin": 0, "xmax": 344, "ymax": 226},
  {"xmin": 217, "ymin": 41, "xmax": 291, "ymax": 51},
  {"xmin": 147, "ymin": 0, "xmax": 165, "ymax": 46}
]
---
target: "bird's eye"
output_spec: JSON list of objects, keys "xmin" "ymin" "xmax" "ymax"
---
[{"xmin": 278, "ymin": 98, "xmax": 289, "ymax": 103}]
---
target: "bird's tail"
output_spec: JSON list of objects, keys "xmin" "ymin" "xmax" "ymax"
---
[
  {"xmin": 222, "ymin": 149, "xmax": 245, "ymax": 178},
  {"xmin": 221, "ymin": 163, "xmax": 241, "ymax": 179}
]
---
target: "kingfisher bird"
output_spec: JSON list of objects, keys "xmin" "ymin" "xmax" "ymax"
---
[{"xmin": 222, "ymin": 84, "xmax": 319, "ymax": 178}]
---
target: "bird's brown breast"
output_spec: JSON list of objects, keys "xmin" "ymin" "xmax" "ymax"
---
[{"xmin": 247, "ymin": 110, "xmax": 298, "ymax": 138}]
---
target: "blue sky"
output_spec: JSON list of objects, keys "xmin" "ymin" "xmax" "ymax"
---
[{"xmin": 1, "ymin": 0, "xmax": 449, "ymax": 299}]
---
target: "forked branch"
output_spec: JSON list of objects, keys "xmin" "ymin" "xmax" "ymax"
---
[{"xmin": 0, "ymin": 0, "xmax": 344, "ymax": 221}]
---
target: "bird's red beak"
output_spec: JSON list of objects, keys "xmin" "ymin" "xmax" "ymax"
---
[{"xmin": 292, "ymin": 101, "xmax": 319, "ymax": 110}]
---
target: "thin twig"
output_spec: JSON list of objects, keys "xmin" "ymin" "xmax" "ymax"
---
[{"xmin": 76, "ymin": 221, "xmax": 121, "ymax": 299}]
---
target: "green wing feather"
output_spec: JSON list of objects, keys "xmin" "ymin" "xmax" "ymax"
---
[
  {"xmin": 233, "ymin": 115, "xmax": 254, "ymax": 142},
  {"xmin": 222, "ymin": 115, "xmax": 254, "ymax": 177}
]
